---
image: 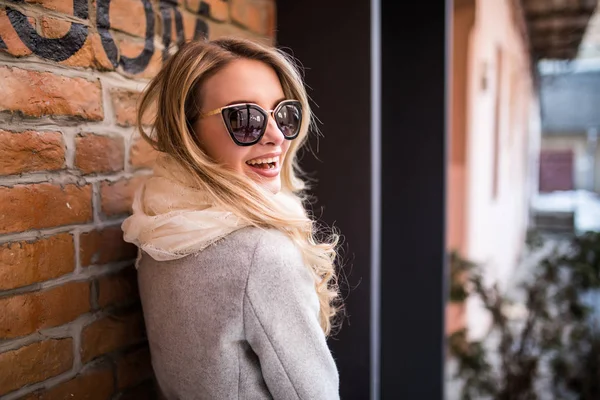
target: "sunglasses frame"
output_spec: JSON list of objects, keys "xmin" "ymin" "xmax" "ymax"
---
[{"xmin": 199, "ymin": 99, "xmax": 303, "ymax": 146}]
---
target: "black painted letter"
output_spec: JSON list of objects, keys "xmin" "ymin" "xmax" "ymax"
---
[
  {"xmin": 7, "ymin": 0, "xmax": 89, "ymax": 62},
  {"xmin": 96, "ymin": 0, "xmax": 155, "ymax": 74}
]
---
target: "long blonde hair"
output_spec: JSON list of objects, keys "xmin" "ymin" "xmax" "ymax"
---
[{"xmin": 136, "ymin": 38, "xmax": 342, "ymax": 335}]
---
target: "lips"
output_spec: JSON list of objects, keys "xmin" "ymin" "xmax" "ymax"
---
[{"xmin": 245, "ymin": 154, "xmax": 281, "ymax": 178}]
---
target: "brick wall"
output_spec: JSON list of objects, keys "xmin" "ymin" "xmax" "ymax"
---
[{"xmin": 0, "ymin": 0, "xmax": 275, "ymax": 398}]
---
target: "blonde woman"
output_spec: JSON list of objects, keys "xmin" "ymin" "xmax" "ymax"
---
[{"xmin": 122, "ymin": 38, "xmax": 342, "ymax": 399}]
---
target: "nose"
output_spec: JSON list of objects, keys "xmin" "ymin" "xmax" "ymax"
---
[{"xmin": 260, "ymin": 115, "xmax": 285, "ymax": 146}]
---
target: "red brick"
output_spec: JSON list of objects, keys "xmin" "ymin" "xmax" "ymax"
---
[
  {"xmin": 0, "ymin": 233, "xmax": 75, "ymax": 291},
  {"xmin": 182, "ymin": 12, "xmax": 196, "ymax": 41},
  {"xmin": 80, "ymin": 226, "xmax": 138, "ymax": 267},
  {"xmin": 230, "ymin": 0, "xmax": 275, "ymax": 37},
  {"xmin": 75, "ymin": 134, "xmax": 125, "ymax": 175},
  {"xmin": 206, "ymin": 19, "xmax": 271, "ymax": 45},
  {"xmin": 110, "ymin": 89, "xmax": 155, "ymax": 127},
  {"xmin": 80, "ymin": 311, "xmax": 145, "ymax": 363},
  {"xmin": 25, "ymin": 0, "xmax": 75, "ymax": 15},
  {"xmin": 39, "ymin": 16, "xmax": 115, "ymax": 70},
  {"xmin": 108, "ymin": 0, "xmax": 148, "ymax": 37},
  {"xmin": 130, "ymin": 138, "xmax": 159, "ymax": 169},
  {"xmin": 116, "ymin": 38, "xmax": 162, "ymax": 79},
  {"xmin": 116, "ymin": 347, "xmax": 152, "ymax": 390},
  {"xmin": 39, "ymin": 14, "xmax": 70, "ymax": 38},
  {"xmin": 0, "ymin": 281, "xmax": 90, "ymax": 339},
  {"xmin": 25, "ymin": 365, "xmax": 114, "ymax": 400},
  {"xmin": 97, "ymin": 267, "xmax": 139, "ymax": 308},
  {"xmin": 185, "ymin": 0, "xmax": 228, "ymax": 21},
  {"xmin": 0, "ymin": 183, "xmax": 93, "ymax": 234},
  {"xmin": 180, "ymin": 12, "xmax": 209, "ymax": 42},
  {"xmin": 63, "ymin": 35, "xmax": 111, "ymax": 69},
  {"xmin": 100, "ymin": 176, "xmax": 148, "ymax": 217},
  {"xmin": 89, "ymin": 33, "xmax": 118, "ymax": 70},
  {"xmin": 0, "ymin": 130, "xmax": 65, "ymax": 176},
  {"xmin": 0, "ymin": 67, "xmax": 103, "ymax": 120},
  {"xmin": 0, "ymin": 339, "xmax": 73, "ymax": 396},
  {"xmin": 0, "ymin": 9, "xmax": 34, "ymax": 57}
]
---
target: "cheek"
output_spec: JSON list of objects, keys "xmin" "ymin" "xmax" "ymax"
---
[
  {"xmin": 282, "ymin": 140, "xmax": 292, "ymax": 159},
  {"xmin": 195, "ymin": 119, "xmax": 250, "ymax": 170},
  {"xmin": 222, "ymin": 148, "xmax": 252, "ymax": 172}
]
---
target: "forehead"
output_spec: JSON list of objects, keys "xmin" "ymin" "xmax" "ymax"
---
[{"xmin": 201, "ymin": 58, "xmax": 285, "ymax": 110}]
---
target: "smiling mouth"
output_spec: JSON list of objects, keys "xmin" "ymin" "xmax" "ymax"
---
[{"xmin": 245, "ymin": 155, "xmax": 280, "ymax": 170}]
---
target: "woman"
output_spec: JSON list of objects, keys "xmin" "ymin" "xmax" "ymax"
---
[{"xmin": 122, "ymin": 37, "xmax": 342, "ymax": 399}]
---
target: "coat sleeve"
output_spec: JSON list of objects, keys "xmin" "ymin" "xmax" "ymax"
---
[{"xmin": 243, "ymin": 230, "xmax": 340, "ymax": 400}]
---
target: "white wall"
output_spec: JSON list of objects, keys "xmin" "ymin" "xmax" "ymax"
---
[{"xmin": 460, "ymin": 0, "xmax": 541, "ymax": 338}]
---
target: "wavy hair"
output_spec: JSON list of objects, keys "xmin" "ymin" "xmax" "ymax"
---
[{"xmin": 136, "ymin": 37, "xmax": 342, "ymax": 335}]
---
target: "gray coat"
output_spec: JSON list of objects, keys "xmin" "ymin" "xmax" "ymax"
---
[{"xmin": 137, "ymin": 227, "xmax": 340, "ymax": 400}]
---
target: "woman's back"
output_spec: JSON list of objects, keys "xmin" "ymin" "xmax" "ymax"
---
[{"xmin": 138, "ymin": 227, "xmax": 339, "ymax": 400}]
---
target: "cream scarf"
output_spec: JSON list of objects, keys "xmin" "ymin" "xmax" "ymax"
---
[{"xmin": 122, "ymin": 154, "xmax": 304, "ymax": 262}]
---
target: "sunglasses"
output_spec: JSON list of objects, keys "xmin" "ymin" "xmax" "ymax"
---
[{"xmin": 198, "ymin": 100, "xmax": 303, "ymax": 146}]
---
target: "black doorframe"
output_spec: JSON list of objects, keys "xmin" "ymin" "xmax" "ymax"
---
[
  {"xmin": 277, "ymin": 2, "xmax": 373, "ymax": 399},
  {"xmin": 379, "ymin": 1, "xmax": 450, "ymax": 398},
  {"xmin": 277, "ymin": 1, "xmax": 450, "ymax": 398}
]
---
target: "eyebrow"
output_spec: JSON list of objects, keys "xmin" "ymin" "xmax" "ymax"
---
[{"xmin": 224, "ymin": 97, "xmax": 287, "ymax": 109}]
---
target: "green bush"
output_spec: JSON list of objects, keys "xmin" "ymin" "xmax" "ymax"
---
[{"xmin": 448, "ymin": 231, "xmax": 600, "ymax": 400}]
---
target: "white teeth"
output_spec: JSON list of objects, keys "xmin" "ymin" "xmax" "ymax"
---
[{"xmin": 246, "ymin": 156, "xmax": 280, "ymax": 165}]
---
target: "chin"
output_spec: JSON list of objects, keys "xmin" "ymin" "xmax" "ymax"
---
[
  {"xmin": 242, "ymin": 167, "xmax": 281, "ymax": 194},
  {"xmin": 262, "ymin": 179, "xmax": 281, "ymax": 194},
  {"xmin": 248, "ymin": 175, "xmax": 280, "ymax": 194}
]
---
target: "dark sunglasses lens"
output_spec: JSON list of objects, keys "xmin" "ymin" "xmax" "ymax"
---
[
  {"xmin": 226, "ymin": 106, "xmax": 266, "ymax": 144},
  {"xmin": 275, "ymin": 103, "xmax": 301, "ymax": 138}
]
